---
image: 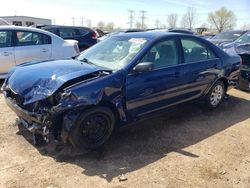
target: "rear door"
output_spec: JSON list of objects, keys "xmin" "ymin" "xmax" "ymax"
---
[
  {"xmin": 178, "ymin": 37, "xmax": 221, "ymax": 98},
  {"xmin": 14, "ymin": 30, "xmax": 52, "ymax": 65},
  {"xmin": 0, "ymin": 30, "xmax": 15, "ymax": 75}
]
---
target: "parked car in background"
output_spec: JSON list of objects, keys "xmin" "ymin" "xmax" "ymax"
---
[
  {"xmin": 223, "ymin": 31, "xmax": 250, "ymax": 55},
  {"xmin": 209, "ymin": 30, "xmax": 247, "ymax": 47},
  {"xmin": 221, "ymin": 32, "xmax": 250, "ymax": 91},
  {"xmin": 93, "ymin": 28, "xmax": 105, "ymax": 38},
  {"xmin": 41, "ymin": 25, "xmax": 97, "ymax": 51},
  {"xmin": 0, "ymin": 26, "xmax": 79, "ymax": 79},
  {"xmin": 147, "ymin": 28, "xmax": 195, "ymax": 35},
  {"xmin": 238, "ymin": 53, "xmax": 250, "ymax": 91},
  {"xmin": 168, "ymin": 28, "xmax": 195, "ymax": 35},
  {"xmin": 97, "ymin": 28, "xmax": 146, "ymax": 42},
  {"xmin": 2, "ymin": 32, "xmax": 240, "ymax": 149}
]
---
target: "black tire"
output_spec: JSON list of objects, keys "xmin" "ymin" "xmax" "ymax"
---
[
  {"xmin": 206, "ymin": 80, "xmax": 225, "ymax": 109},
  {"xmin": 69, "ymin": 106, "xmax": 115, "ymax": 150}
]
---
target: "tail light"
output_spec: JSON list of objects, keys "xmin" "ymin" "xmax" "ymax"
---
[{"xmin": 92, "ymin": 31, "xmax": 97, "ymax": 40}]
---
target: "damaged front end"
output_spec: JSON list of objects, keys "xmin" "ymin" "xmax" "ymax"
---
[{"xmin": 2, "ymin": 66, "xmax": 115, "ymax": 145}]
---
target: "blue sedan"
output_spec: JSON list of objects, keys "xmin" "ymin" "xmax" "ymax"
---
[{"xmin": 2, "ymin": 32, "xmax": 240, "ymax": 149}]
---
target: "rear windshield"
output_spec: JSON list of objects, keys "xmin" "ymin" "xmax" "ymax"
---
[{"xmin": 213, "ymin": 32, "xmax": 242, "ymax": 41}]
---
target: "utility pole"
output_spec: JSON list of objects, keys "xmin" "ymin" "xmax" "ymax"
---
[
  {"xmin": 80, "ymin": 17, "xmax": 84, "ymax": 26},
  {"xmin": 128, "ymin": 10, "xmax": 135, "ymax": 28},
  {"xmin": 140, "ymin": 10, "xmax": 147, "ymax": 29},
  {"xmin": 71, "ymin": 17, "xmax": 75, "ymax": 26}
]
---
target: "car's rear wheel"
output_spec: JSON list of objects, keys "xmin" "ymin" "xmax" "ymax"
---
[
  {"xmin": 69, "ymin": 106, "xmax": 115, "ymax": 150},
  {"xmin": 206, "ymin": 80, "xmax": 225, "ymax": 109}
]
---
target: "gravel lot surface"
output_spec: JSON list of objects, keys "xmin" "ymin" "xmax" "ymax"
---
[{"xmin": 0, "ymin": 84, "xmax": 249, "ymax": 188}]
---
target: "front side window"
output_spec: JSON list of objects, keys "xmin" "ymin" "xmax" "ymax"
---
[
  {"xmin": 77, "ymin": 36, "xmax": 148, "ymax": 70},
  {"xmin": 16, "ymin": 31, "xmax": 51, "ymax": 46},
  {"xmin": 181, "ymin": 39, "xmax": 216, "ymax": 63},
  {"xmin": 0, "ymin": 31, "xmax": 12, "ymax": 48},
  {"xmin": 141, "ymin": 39, "xmax": 178, "ymax": 69}
]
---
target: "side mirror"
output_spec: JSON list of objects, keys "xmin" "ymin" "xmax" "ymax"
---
[{"xmin": 133, "ymin": 62, "xmax": 154, "ymax": 73}]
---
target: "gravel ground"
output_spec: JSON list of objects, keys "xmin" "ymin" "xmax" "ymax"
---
[{"xmin": 0, "ymin": 86, "xmax": 250, "ymax": 188}]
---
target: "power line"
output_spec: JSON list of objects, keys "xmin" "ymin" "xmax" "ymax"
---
[
  {"xmin": 80, "ymin": 17, "xmax": 84, "ymax": 26},
  {"xmin": 128, "ymin": 10, "xmax": 135, "ymax": 28},
  {"xmin": 140, "ymin": 10, "xmax": 147, "ymax": 28},
  {"xmin": 71, "ymin": 17, "xmax": 75, "ymax": 26}
]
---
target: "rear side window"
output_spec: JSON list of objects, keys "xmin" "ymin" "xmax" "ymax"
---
[
  {"xmin": 0, "ymin": 31, "xmax": 12, "ymax": 48},
  {"xmin": 181, "ymin": 38, "xmax": 216, "ymax": 63},
  {"xmin": 16, "ymin": 31, "xmax": 51, "ymax": 46},
  {"xmin": 45, "ymin": 28, "xmax": 57, "ymax": 35},
  {"xmin": 78, "ymin": 29, "xmax": 88, "ymax": 36},
  {"xmin": 59, "ymin": 28, "xmax": 78, "ymax": 37}
]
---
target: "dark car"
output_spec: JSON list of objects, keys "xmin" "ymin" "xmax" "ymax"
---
[
  {"xmin": 222, "ymin": 32, "xmax": 250, "ymax": 91},
  {"xmin": 209, "ymin": 30, "xmax": 247, "ymax": 47},
  {"xmin": 41, "ymin": 25, "xmax": 97, "ymax": 51},
  {"xmin": 97, "ymin": 28, "xmax": 146, "ymax": 42},
  {"xmin": 2, "ymin": 32, "xmax": 240, "ymax": 150},
  {"xmin": 238, "ymin": 53, "xmax": 250, "ymax": 91},
  {"xmin": 223, "ymin": 31, "xmax": 250, "ymax": 54}
]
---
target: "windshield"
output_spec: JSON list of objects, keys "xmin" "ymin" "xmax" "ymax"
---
[
  {"xmin": 213, "ymin": 32, "xmax": 242, "ymax": 41},
  {"xmin": 235, "ymin": 32, "xmax": 250, "ymax": 43},
  {"xmin": 77, "ymin": 36, "xmax": 148, "ymax": 70}
]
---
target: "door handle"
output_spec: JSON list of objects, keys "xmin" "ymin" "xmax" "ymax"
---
[
  {"xmin": 41, "ymin": 48, "xmax": 48, "ymax": 52},
  {"xmin": 3, "ymin": 52, "xmax": 11, "ymax": 56}
]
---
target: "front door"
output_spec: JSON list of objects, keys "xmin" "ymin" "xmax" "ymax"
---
[
  {"xmin": 0, "ymin": 30, "xmax": 15, "ymax": 76},
  {"xmin": 126, "ymin": 38, "xmax": 182, "ymax": 118},
  {"xmin": 14, "ymin": 30, "xmax": 52, "ymax": 65}
]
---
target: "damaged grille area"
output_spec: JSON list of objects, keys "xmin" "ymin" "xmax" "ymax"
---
[{"xmin": 6, "ymin": 90, "xmax": 24, "ymax": 107}]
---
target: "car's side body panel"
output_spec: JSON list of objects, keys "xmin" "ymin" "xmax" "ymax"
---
[{"xmin": 2, "ymin": 32, "xmax": 241, "ymax": 145}]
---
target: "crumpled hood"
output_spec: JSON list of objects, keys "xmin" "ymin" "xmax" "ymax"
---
[{"xmin": 6, "ymin": 59, "xmax": 103, "ymax": 105}]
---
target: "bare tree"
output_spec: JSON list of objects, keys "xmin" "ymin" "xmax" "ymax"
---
[
  {"xmin": 242, "ymin": 23, "xmax": 250, "ymax": 30},
  {"xmin": 135, "ymin": 21, "xmax": 147, "ymax": 29},
  {"xmin": 155, "ymin": 19, "xmax": 161, "ymax": 28},
  {"xmin": 167, "ymin": 13, "xmax": 178, "ymax": 28},
  {"xmin": 97, "ymin": 21, "xmax": 105, "ymax": 30},
  {"xmin": 180, "ymin": 7, "xmax": 197, "ymax": 30},
  {"xmin": 208, "ymin": 7, "xmax": 236, "ymax": 32},
  {"xmin": 86, "ymin": 19, "xmax": 92, "ymax": 28}
]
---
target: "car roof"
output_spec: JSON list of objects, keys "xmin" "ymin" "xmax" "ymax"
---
[
  {"xmin": 222, "ymin": 30, "xmax": 247, "ymax": 34},
  {"xmin": 0, "ymin": 25, "xmax": 63, "ymax": 39},
  {"xmin": 42, "ymin": 25, "xmax": 92, "ymax": 30},
  {"xmin": 0, "ymin": 25, "xmax": 63, "ymax": 40},
  {"xmin": 116, "ymin": 31, "xmax": 192, "ymax": 40}
]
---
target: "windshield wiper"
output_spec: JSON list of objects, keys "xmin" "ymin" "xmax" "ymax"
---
[{"xmin": 80, "ymin": 58, "xmax": 94, "ymax": 65}]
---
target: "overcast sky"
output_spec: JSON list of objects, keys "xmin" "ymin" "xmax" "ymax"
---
[{"xmin": 1, "ymin": 0, "xmax": 250, "ymax": 29}]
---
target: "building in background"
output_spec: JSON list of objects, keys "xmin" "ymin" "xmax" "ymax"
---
[{"xmin": 0, "ymin": 16, "xmax": 51, "ymax": 26}]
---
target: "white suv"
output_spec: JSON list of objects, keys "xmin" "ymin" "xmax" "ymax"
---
[{"xmin": 0, "ymin": 26, "xmax": 80, "ymax": 79}]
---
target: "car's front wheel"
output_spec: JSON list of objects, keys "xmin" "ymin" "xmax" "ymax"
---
[
  {"xmin": 69, "ymin": 106, "xmax": 115, "ymax": 150},
  {"xmin": 206, "ymin": 80, "xmax": 225, "ymax": 109}
]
